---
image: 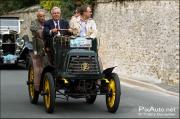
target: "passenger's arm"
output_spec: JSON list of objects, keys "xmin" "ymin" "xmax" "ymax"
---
[
  {"xmin": 64, "ymin": 20, "xmax": 72, "ymax": 36},
  {"xmin": 30, "ymin": 20, "xmax": 38, "ymax": 54},
  {"xmin": 89, "ymin": 20, "xmax": 97, "ymax": 39},
  {"xmin": 69, "ymin": 19, "xmax": 79, "ymax": 36}
]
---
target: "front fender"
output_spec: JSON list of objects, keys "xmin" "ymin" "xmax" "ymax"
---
[{"xmin": 103, "ymin": 66, "xmax": 117, "ymax": 78}]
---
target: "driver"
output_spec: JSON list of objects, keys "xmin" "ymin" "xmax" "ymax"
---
[
  {"xmin": 43, "ymin": 6, "xmax": 72, "ymax": 49},
  {"xmin": 43, "ymin": 6, "xmax": 72, "ymax": 64}
]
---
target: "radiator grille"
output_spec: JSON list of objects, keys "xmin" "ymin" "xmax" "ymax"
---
[
  {"xmin": 67, "ymin": 56, "xmax": 99, "ymax": 75},
  {"xmin": 2, "ymin": 44, "xmax": 15, "ymax": 55}
]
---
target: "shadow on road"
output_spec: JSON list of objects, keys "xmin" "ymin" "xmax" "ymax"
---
[{"xmin": 35, "ymin": 100, "xmax": 107, "ymax": 113}]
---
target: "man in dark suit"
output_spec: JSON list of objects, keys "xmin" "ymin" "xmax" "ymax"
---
[
  {"xmin": 43, "ymin": 6, "xmax": 71, "ymax": 49},
  {"xmin": 43, "ymin": 6, "xmax": 72, "ymax": 64}
]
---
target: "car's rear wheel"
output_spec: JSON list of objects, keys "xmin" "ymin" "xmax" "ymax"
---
[
  {"xmin": 106, "ymin": 73, "xmax": 121, "ymax": 113},
  {"xmin": 43, "ymin": 72, "xmax": 55, "ymax": 113},
  {"xmin": 28, "ymin": 64, "xmax": 39, "ymax": 104}
]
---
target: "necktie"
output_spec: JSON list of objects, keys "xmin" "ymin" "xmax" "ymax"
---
[
  {"xmin": 55, "ymin": 21, "xmax": 59, "ymax": 29},
  {"xmin": 55, "ymin": 20, "xmax": 61, "ymax": 35}
]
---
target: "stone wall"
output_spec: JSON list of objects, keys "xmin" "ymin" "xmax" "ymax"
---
[
  {"xmin": 1, "ymin": 5, "xmax": 51, "ymax": 41},
  {"xmin": 94, "ymin": 0, "xmax": 179, "ymax": 83}
]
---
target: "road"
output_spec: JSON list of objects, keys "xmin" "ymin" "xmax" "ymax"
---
[{"xmin": 0, "ymin": 67, "xmax": 179, "ymax": 118}]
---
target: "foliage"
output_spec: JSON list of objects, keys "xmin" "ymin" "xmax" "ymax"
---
[
  {"xmin": 0, "ymin": 0, "xmax": 95, "ymax": 19},
  {"xmin": 40, "ymin": 0, "xmax": 62, "ymax": 12},
  {"xmin": 40, "ymin": 0, "xmax": 95, "ymax": 20},
  {"xmin": 40, "ymin": 0, "xmax": 76, "ymax": 20},
  {"xmin": 0, "ymin": 0, "xmax": 39, "ymax": 15}
]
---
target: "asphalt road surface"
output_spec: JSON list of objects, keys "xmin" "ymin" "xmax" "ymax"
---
[{"xmin": 0, "ymin": 66, "xmax": 179, "ymax": 118}]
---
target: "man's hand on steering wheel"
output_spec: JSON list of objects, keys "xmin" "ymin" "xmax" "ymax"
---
[{"xmin": 51, "ymin": 28, "xmax": 59, "ymax": 33}]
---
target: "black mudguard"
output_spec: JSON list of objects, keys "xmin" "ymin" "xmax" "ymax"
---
[{"xmin": 103, "ymin": 66, "xmax": 117, "ymax": 78}]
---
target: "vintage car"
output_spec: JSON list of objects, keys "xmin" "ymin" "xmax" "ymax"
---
[
  {"xmin": 27, "ymin": 34, "xmax": 121, "ymax": 113},
  {"xmin": 0, "ymin": 17, "xmax": 32, "ymax": 66}
]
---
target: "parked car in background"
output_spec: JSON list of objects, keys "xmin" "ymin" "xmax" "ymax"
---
[{"xmin": 0, "ymin": 17, "xmax": 32, "ymax": 67}]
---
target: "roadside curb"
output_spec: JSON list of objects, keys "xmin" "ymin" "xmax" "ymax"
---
[{"xmin": 120, "ymin": 77, "xmax": 179, "ymax": 97}]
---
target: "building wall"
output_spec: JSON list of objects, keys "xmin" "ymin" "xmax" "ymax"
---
[{"xmin": 94, "ymin": 0, "xmax": 179, "ymax": 83}]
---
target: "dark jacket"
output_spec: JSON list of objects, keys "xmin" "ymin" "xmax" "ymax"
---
[{"xmin": 43, "ymin": 19, "xmax": 70, "ymax": 48}]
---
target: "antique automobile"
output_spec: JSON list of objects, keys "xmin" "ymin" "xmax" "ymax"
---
[
  {"xmin": 27, "ymin": 34, "xmax": 121, "ymax": 113},
  {"xmin": 0, "ymin": 17, "xmax": 32, "ymax": 66}
]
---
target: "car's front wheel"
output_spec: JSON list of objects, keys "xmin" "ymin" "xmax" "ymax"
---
[
  {"xmin": 106, "ymin": 73, "xmax": 121, "ymax": 113},
  {"xmin": 43, "ymin": 72, "xmax": 55, "ymax": 113}
]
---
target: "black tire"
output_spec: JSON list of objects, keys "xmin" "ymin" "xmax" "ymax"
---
[
  {"xmin": 106, "ymin": 73, "xmax": 121, "ymax": 113},
  {"xmin": 28, "ymin": 63, "xmax": 39, "ymax": 104},
  {"xmin": 43, "ymin": 72, "xmax": 55, "ymax": 113},
  {"xmin": 86, "ymin": 94, "xmax": 97, "ymax": 104}
]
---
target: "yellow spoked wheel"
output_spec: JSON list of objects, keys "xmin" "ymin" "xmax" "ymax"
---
[
  {"xmin": 106, "ymin": 73, "xmax": 121, "ymax": 113},
  {"xmin": 43, "ymin": 72, "xmax": 55, "ymax": 113},
  {"xmin": 44, "ymin": 79, "xmax": 51, "ymax": 108},
  {"xmin": 29, "ymin": 66, "xmax": 34, "ymax": 98},
  {"xmin": 28, "ymin": 64, "xmax": 39, "ymax": 104},
  {"xmin": 107, "ymin": 80, "xmax": 116, "ymax": 108}
]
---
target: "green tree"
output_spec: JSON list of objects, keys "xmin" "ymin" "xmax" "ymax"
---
[
  {"xmin": 0, "ymin": 0, "xmax": 39, "ymax": 15},
  {"xmin": 40, "ymin": 0, "xmax": 76, "ymax": 20},
  {"xmin": 0, "ymin": 0, "xmax": 95, "ymax": 18}
]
